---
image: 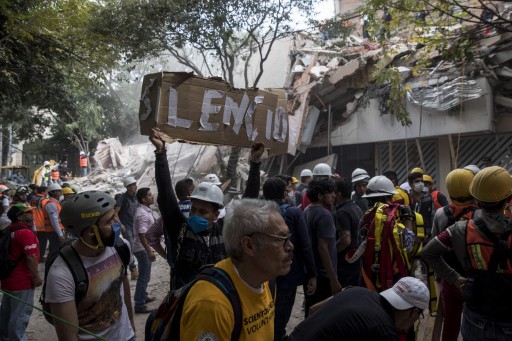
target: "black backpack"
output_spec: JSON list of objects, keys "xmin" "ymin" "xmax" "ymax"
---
[
  {"xmin": 0, "ymin": 225, "xmax": 29, "ymax": 280},
  {"xmin": 40, "ymin": 238, "xmax": 130, "ymax": 324}
]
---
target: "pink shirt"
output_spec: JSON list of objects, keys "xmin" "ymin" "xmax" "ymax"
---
[{"xmin": 132, "ymin": 204, "xmax": 155, "ymax": 253}]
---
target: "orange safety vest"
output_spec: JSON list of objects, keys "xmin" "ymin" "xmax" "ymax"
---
[
  {"xmin": 80, "ymin": 156, "xmax": 88, "ymax": 167},
  {"xmin": 51, "ymin": 168, "xmax": 60, "ymax": 180},
  {"xmin": 432, "ymin": 190, "xmax": 443, "ymax": 210},
  {"xmin": 39, "ymin": 198, "xmax": 65, "ymax": 233},
  {"xmin": 466, "ymin": 220, "xmax": 512, "ymax": 274},
  {"xmin": 33, "ymin": 197, "xmax": 46, "ymax": 232}
]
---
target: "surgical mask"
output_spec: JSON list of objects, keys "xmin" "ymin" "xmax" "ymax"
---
[
  {"xmin": 188, "ymin": 215, "xmax": 209, "ymax": 233},
  {"xmin": 106, "ymin": 222, "xmax": 122, "ymax": 247},
  {"xmin": 413, "ymin": 182, "xmax": 425, "ymax": 193}
]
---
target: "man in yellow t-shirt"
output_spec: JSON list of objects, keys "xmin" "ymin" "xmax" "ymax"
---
[{"xmin": 179, "ymin": 198, "xmax": 294, "ymax": 340}]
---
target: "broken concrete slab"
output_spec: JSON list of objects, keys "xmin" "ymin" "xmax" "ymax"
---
[{"xmin": 329, "ymin": 59, "xmax": 361, "ymax": 84}]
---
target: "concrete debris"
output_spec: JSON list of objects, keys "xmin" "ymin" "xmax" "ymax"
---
[
  {"xmin": 284, "ymin": 3, "xmax": 512, "ymax": 154},
  {"xmin": 74, "ymin": 140, "xmax": 257, "ymax": 198}
]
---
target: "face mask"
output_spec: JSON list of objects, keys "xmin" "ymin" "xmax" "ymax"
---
[
  {"xmin": 105, "ymin": 222, "xmax": 122, "ymax": 247},
  {"xmin": 188, "ymin": 215, "xmax": 209, "ymax": 233},
  {"xmin": 413, "ymin": 182, "xmax": 425, "ymax": 193}
]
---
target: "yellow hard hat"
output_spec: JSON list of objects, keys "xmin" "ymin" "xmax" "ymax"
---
[
  {"xmin": 469, "ymin": 166, "xmax": 512, "ymax": 203},
  {"xmin": 62, "ymin": 187, "xmax": 75, "ymax": 195},
  {"xmin": 410, "ymin": 167, "xmax": 424, "ymax": 174},
  {"xmin": 422, "ymin": 174, "xmax": 433, "ymax": 184},
  {"xmin": 446, "ymin": 169, "xmax": 474, "ymax": 204},
  {"xmin": 291, "ymin": 177, "xmax": 299, "ymax": 185}
]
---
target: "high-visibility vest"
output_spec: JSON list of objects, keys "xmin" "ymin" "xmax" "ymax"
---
[
  {"xmin": 466, "ymin": 220, "xmax": 512, "ymax": 274},
  {"xmin": 51, "ymin": 168, "xmax": 60, "ymax": 180},
  {"xmin": 33, "ymin": 196, "xmax": 47, "ymax": 232},
  {"xmin": 40, "ymin": 198, "xmax": 64, "ymax": 232},
  {"xmin": 43, "ymin": 168, "xmax": 51, "ymax": 183},
  {"xmin": 80, "ymin": 156, "xmax": 88, "ymax": 167}
]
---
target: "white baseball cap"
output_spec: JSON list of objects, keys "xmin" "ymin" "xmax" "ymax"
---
[{"xmin": 380, "ymin": 277, "xmax": 429, "ymax": 310}]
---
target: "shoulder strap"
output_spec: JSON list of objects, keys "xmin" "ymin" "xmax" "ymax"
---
[
  {"xmin": 114, "ymin": 239, "xmax": 131, "ymax": 272},
  {"xmin": 443, "ymin": 206, "xmax": 455, "ymax": 225},
  {"xmin": 172, "ymin": 267, "xmax": 242, "ymax": 341},
  {"xmin": 60, "ymin": 245, "xmax": 88, "ymax": 303},
  {"xmin": 473, "ymin": 217, "xmax": 512, "ymax": 272}
]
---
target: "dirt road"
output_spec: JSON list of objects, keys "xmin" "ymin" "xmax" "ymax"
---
[{"xmin": 24, "ymin": 257, "xmax": 440, "ymax": 340}]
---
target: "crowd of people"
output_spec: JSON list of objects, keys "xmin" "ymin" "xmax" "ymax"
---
[{"xmin": 0, "ymin": 130, "xmax": 510, "ymax": 341}]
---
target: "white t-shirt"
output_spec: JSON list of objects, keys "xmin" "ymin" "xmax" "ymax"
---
[{"xmin": 45, "ymin": 240, "xmax": 135, "ymax": 341}]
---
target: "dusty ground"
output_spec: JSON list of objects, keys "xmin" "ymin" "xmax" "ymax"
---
[{"xmin": 22, "ymin": 256, "xmax": 444, "ymax": 340}]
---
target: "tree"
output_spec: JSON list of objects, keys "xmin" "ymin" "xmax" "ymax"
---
[
  {"xmin": 95, "ymin": 0, "xmax": 318, "ymax": 182},
  {"xmin": 357, "ymin": 0, "xmax": 501, "ymax": 126}
]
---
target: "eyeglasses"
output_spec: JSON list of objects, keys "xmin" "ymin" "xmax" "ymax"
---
[{"xmin": 250, "ymin": 232, "xmax": 292, "ymax": 247}]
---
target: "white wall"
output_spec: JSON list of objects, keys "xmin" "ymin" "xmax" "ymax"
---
[{"xmin": 331, "ymin": 78, "xmax": 494, "ymax": 146}]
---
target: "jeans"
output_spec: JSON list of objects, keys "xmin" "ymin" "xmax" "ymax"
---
[
  {"xmin": 461, "ymin": 304, "xmax": 512, "ymax": 341},
  {"xmin": 37, "ymin": 231, "xmax": 61, "ymax": 261},
  {"xmin": 81, "ymin": 167, "xmax": 87, "ymax": 177},
  {"xmin": 134, "ymin": 250, "xmax": 152, "ymax": 308},
  {"xmin": 0, "ymin": 289, "xmax": 35, "ymax": 341},
  {"xmin": 122, "ymin": 227, "xmax": 137, "ymax": 271},
  {"xmin": 441, "ymin": 279, "xmax": 463, "ymax": 341},
  {"xmin": 274, "ymin": 286, "xmax": 297, "ymax": 340}
]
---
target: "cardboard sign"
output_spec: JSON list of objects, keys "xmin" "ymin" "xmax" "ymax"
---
[{"xmin": 139, "ymin": 72, "xmax": 289, "ymax": 155}]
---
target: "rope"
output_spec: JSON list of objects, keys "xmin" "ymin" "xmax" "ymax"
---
[{"xmin": 0, "ymin": 289, "xmax": 106, "ymax": 340}]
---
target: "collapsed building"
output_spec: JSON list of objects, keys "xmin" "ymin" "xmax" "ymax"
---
[{"xmin": 278, "ymin": 5, "xmax": 512, "ymax": 193}]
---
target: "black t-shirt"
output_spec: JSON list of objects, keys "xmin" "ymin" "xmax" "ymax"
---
[
  {"xmin": 289, "ymin": 287, "xmax": 398, "ymax": 341},
  {"xmin": 333, "ymin": 201, "xmax": 363, "ymax": 264},
  {"xmin": 303, "ymin": 205, "xmax": 337, "ymax": 278}
]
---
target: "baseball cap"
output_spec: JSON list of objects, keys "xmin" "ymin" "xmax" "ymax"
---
[
  {"xmin": 7, "ymin": 203, "xmax": 34, "ymax": 221},
  {"xmin": 380, "ymin": 277, "xmax": 429, "ymax": 310}
]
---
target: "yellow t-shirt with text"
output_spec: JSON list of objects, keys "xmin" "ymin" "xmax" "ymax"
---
[{"xmin": 180, "ymin": 258, "xmax": 274, "ymax": 341}]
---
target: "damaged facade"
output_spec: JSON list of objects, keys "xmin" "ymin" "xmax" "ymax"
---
[{"xmin": 279, "ymin": 2, "xmax": 512, "ymax": 194}]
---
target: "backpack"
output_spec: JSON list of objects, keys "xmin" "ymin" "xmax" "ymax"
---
[
  {"xmin": 146, "ymin": 266, "xmax": 242, "ymax": 341},
  {"xmin": 40, "ymin": 238, "xmax": 130, "ymax": 325},
  {"xmin": 356, "ymin": 202, "xmax": 426, "ymax": 289},
  {"xmin": 0, "ymin": 225, "xmax": 29, "ymax": 280},
  {"xmin": 146, "ymin": 266, "xmax": 276, "ymax": 341},
  {"xmin": 443, "ymin": 204, "xmax": 477, "ymax": 227}
]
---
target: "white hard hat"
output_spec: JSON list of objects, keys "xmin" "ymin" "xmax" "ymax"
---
[
  {"xmin": 47, "ymin": 183, "xmax": 63, "ymax": 192},
  {"xmin": 204, "ymin": 174, "xmax": 222, "ymax": 186},
  {"xmin": 313, "ymin": 163, "xmax": 332, "ymax": 176},
  {"xmin": 44, "ymin": 161, "xmax": 50, "ymax": 166},
  {"xmin": 190, "ymin": 182, "xmax": 224, "ymax": 207},
  {"xmin": 123, "ymin": 177, "xmax": 137, "ymax": 187},
  {"xmin": 80, "ymin": 151, "xmax": 86, "ymax": 155},
  {"xmin": 363, "ymin": 176, "xmax": 398, "ymax": 198},
  {"xmin": 463, "ymin": 165, "xmax": 481, "ymax": 175},
  {"xmin": 0, "ymin": 185, "xmax": 9, "ymax": 193},
  {"xmin": 300, "ymin": 169, "xmax": 313, "ymax": 177},
  {"xmin": 352, "ymin": 168, "xmax": 370, "ymax": 183}
]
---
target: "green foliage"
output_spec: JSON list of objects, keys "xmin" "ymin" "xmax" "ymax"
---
[
  {"xmin": 359, "ymin": 0, "xmax": 498, "ymax": 126},
  {"xmin": 375, "ymin": 67, "xmax": 412, "ymax": 126}
]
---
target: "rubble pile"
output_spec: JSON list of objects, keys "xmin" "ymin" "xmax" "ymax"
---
[
  {"xmin": 74, "ymin": 138, "xmax": 258, "ymax": 197},
  {"xmin": 286, "ymin": 6, "xmax": 512, "ymax": 151}
]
